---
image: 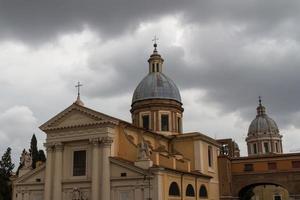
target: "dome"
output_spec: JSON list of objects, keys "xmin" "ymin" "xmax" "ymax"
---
[
  {"xmin": 248, "ymin": 114, "xmax": 279, "ymax": 136},
  {"xmin": 248, "ymin": 98, "xmax": 279, "ymax": 136},
  {"xmin": 132, "ymin": 72, "xmax": 182, "ymax": 104}
]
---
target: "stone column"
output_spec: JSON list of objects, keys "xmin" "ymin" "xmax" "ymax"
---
[
  {"xmin": 44, "ymin": 144, "xmax": 54, "ymax": 200},
  {"xmin": 53, "ymin": 142, "xmax": 64, "ymax": 200},
  {"xmin": 101, "ymin": 136, "xmax": 113, "ymax": 200},
  {"xmin": 90, "ymin": 138, "xmax": 101, "ymax": 200}
]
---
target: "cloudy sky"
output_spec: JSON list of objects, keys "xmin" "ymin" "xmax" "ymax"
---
[{"xmin": 1, "ymin": 0, "xmax": 300, "ymax": 166}]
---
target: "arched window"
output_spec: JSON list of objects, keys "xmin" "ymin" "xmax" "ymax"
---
[
  {"xmin": 199, "ymin": 185, "xmax": 208, "ymax": 198},
  {"xmin": 169, "ymin": 182, "xmax": 180, "ymax": 196},
  {"xmin": 185, "ymin": 184, "xmax": 195, "ymax": 197}
]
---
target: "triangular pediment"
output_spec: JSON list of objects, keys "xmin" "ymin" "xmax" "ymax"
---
[
  {"xmin": 14, "ymin": 164, "xmax": 45, "ymax": 184},
  {"xmin": 40, "ymin": 103, "xmax": 119, "ymax": 131},
  {"xmin": 110, "ymin": 157, "xmax": 150, "ymax": 178}
]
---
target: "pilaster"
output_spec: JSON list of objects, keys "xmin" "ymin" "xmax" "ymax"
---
[
  {"xmin": 101, "ymin": 136, "xmax": 113, "ymax": 200},
  {"xmin": 90, "ymin": 138, "xmax": 101, "ymax": 200},
  {"xmin": 44, "ymin": 143, "xmax": 54, "ymax": 200},
  {"xmin": 53, "ymin": 142, "xmax": 64, "ymax": 200}
]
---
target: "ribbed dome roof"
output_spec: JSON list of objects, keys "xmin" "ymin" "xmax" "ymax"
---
[
  {"xmin": 248, "ymin": 99, "xmax": 279, "ymax": 136},
  {"xmin": 248, "ymin": 115, "xmax": 279, "ymax": 136},
  {"xmin": 132, "ymin": 72, "xmax": 182, "ymax": 104}
]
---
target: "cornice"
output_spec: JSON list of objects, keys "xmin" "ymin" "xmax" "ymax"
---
[{"xmin": 40, "ymin": 103, "xmax": 119, "ymax": 132}]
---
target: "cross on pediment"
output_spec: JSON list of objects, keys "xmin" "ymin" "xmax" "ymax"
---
[{"xmin": 75, "ymin": 81, "xmax": 83, "ymax": 97}]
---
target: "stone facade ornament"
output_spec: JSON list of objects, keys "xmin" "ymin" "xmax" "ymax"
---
[
  {"xmin": 89, "ymin": 138, "xmax": 100, "ymax": 146},
  {"xmin": 101, "ymin": 136, "xmax": 113, "ymax": 147},
  {"xmin": 137, "ymin": 139, "xmax": 150, "ymax": 161},
  {"xmin": 20, "ymin": 150, "xmax": 32, "ymax": 169},
  {"xmin": 54, "ymin": 142, "xmax": 64, "ymax": 151},
  {"xmin": 220, "ymin": 144, "xmax": 229, "ymax": 156},
  {"xmin": 71, "ymin": 187, "xmax": 88, "ymax": 200}
]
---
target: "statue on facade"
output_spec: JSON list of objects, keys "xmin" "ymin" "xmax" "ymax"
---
[
  {"xmin": 72, "ymin": 187, "xmax": 81, "ymax": 200},
  {"xmin": 220, "ymin": 144, "xmax": 229, "ymax": 156},
  {"xmin": 137, "ymin": 139, "xmax": 150, "ymax": 160},
  {"xmin": 20, "ymin": 149, "xmax": 32, "ymax": 169},
  {"xmin": 71, "ymin": 187, "xmax": 88, "ymax": 200}
]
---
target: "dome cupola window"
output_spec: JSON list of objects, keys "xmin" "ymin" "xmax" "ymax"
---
[{"xmin": 142, "ymin": 115, "xmax": 150, "ymax": 130}]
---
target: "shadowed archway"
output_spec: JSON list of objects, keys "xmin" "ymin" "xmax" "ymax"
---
[{"xmin": 239, "ymin": 183, "xmax": 289, "ymax": 200}]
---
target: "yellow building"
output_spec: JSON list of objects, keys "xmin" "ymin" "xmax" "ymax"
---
[
  {"xmin": 218, "ymin": 100, "xmax": 300, "ymax": 200},
  {"xmin": 12, "ymin": 43, "xmax": 220, "ymax": 200}
]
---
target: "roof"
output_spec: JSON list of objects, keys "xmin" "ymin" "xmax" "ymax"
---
[
  {"xmin": 231, "ymin": 152, "xmax": 300, "ymax": 161},
  {"xmin": 174, "ymin": 132, "xmax": 221, "ymax": 147},
  {"xmin": 248, "ymin": 114, "xmax": 279, "ymax": 136},
  {"xmin": 132, "ymin": 72, "xmax": 182, "ymax": 104},
  {"xmin": 111, "ymin": 157, "xmax": 212, "ymax": 179}
]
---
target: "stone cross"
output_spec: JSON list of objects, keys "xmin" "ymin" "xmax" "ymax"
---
[{"xmin": 75, "ymin": 81, "xmax": 83, "ymax": 97}]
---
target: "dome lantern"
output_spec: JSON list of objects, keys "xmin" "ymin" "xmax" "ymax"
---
[
  {"xmin": 246, "ymin": 97, "xmax": 283, "ymax": 156},
  {"xmin": 148, "ymin": 41, "xmax": 164, "ymax": 73}
]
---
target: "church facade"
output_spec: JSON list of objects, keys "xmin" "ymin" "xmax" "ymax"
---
[{"xmin": 12, "ymin": 44, "xmax": 221, "ymax": 200}]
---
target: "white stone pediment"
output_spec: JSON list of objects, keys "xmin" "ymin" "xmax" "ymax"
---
[
  {"xmin": 110, "ymin": 157, "xmax": 150, "ymax": 179},
  {"xmin": 40, "ymin": 103, "xmax": 119, "ymax": 131},
  {"xmin": 14, "ymin": 164, "xmax": 45, "ymax": 185}
]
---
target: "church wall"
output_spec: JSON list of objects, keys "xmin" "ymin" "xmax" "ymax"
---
[
  {"xmin": 110, "ymin": 161, "xmax": 153, "ymax": 200},
  {"xmin": 62, "ymin": 140, "xmax": 92, "ymax": 181},
  {"xmin": 160, "ymin": 172, "xmax": 214, "ymax": 200},
  {"xmin": 159, "ymin": 154, "xmax": 174, "ymax": 168},
  {"xmin": 173, "ymin": 140, "xmax": 195, "ymax": 169},
  {"xmin": 118, "ymin": 127, "xmax": 138, "ymax": 161},
  {"xmin": 62, "ymin": 181, "xmax": 91, "ymax": 200},
  {"xmin": 13, "ymin": 183, "xmax": 44, "ymax": 200}
]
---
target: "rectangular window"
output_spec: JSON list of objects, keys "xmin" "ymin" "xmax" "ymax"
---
[
  {"xmin": 208, "ymin": 146, "xmax": 213, "ymax": 167},
  {"xmin": 292, "ymin": 161, "xmax": 300, "ymax": 168},
  {"xmin": 264, "ymin": 142, "xmax": 269, "ymax": 153},
  {"xmin": 156, "ymin": 63, "xmax": 159, "ymax": 72},
  {"xmin": 177, "ymin": 117, "xmax": 181, "ymax": 133},
  {"xmin": 268, "ymin": 162, "xmax": 277, "ymax": 170},
  {"xmin": 73, "ymin": 150, "xmax": 86, "ymax": 176},
  {"xmin": 253, "ymin": 143, "xmax": 257, "ymax": 154},
  {"xmin": 161, "ymin": 114, "xmax": 169, "ymax": 131},
  {"xmin": 275, "ymin": 142, "xmax": 279, "ymax": 152},
  {"xmin": 142, "ymin": 115, "xmax": 150, "ymax": 130},
  {"xmin": 244, "ymin": 164, "xmax": 253, "ymax": 172},
  {"xmin": 152, "ymin": 64, "xmax": 155, "ymax": 72}
]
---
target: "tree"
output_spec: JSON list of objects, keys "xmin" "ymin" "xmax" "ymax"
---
[
  {"xmin": 38, "ymin": 150, "xmax": 46, "ymax": 162},
  {"xmin": 30, "ymin": 134, "xmax": 38, "ymax": 169},
  {"xmin": 16, "ymin": 149, "xmax": 25, "ymax": 176},
  {"xmin": 0, "ymin": 147, "xmax": 14, "ymax": 200}
]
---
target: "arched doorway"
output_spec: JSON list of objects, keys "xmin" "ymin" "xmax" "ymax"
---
[{"xmin": 239, "ymin": 183, "xmax": 289, "ymax": 200}]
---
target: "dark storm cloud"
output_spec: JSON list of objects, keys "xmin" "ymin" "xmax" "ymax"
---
[
  {"xmin": 1, "ymin": 0, "xmax": 300, "ymax": 130},
  {"xmin": 0, "ymin": 0, "xmax": 186, "ymax": 43},
  {"xmin": 1, "ymin": 0, "xmax": 300, "ymax": 43}
]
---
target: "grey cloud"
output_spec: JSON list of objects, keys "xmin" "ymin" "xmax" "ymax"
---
[
  {"xmin": 2, "ymin": 0, "xmax": 300, "ymax": 157},
  {"xmin": 76, "ymin": 23, "xmax": 300, "ymax": 131},
  {"xmin": 2, "ymin": 0, "xmax": 300, "ymax": 45},
  {"xmin": 0, "ymin": 106, "xmax": 42, "ymax": 165},
  {"xmin": 0, "ymin": 0, "xmax": 185, "ymax": 44}
]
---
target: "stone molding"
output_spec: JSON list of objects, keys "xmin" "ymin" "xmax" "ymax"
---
[
  {"xmin": 101, "ymin": 136, "xmax": 113, "ymax": 147},
  {"xmin": 44, "ymin": 143, "xmax": 55, "ymax": 152},
  {"xmin": 54, "ymin": 142, "xmax": 64, "ymax": 151},
  {"xmin": 40, "ymin": 103, "xmax": 119, "ymax": 132},
  {"xmin": 89, "ymin": 138, "xmax": 101, "ymax": 146}
]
